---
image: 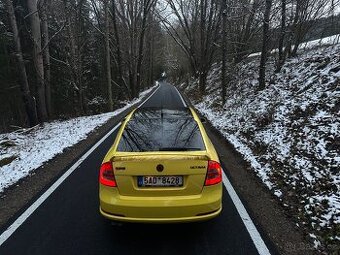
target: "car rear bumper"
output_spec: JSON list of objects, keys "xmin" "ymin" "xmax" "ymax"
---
[
  {"xmin": 99, "ymin": 184, "xmax": 222, "ymax": 223},
  {"xmin": 100, "ymin": 206, "xmax": 222, "ymax": 223}
]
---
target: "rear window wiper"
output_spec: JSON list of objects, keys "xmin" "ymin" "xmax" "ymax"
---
[{"xmin": 158, "ymin": 147, "xmax": 202, "ymax": 151}]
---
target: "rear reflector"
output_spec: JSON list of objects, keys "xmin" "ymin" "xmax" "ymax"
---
[
  {"xmin": 99, "ymin": 162, "xmax": 117, "ymax": 187},
  {"xmin": 205, "ymin": 160, "xmax": 222, "ymax": 186}
]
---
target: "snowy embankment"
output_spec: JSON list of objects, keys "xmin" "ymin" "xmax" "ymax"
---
[
  {"xmin": 0, "ymin": 85, "xmax": 157, "ymax": 193},
  {"xmin": 182, "ymin": 43, "xmax": 339, "ymax": 248},
  {"xmin": 248, "ymin": 34, "xmax": 340, "ymax": 57}
]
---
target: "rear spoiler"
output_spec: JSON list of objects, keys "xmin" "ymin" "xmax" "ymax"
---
[{"xmin": 111, "ymin": 154, "xmax": 210, "ymax": 162}]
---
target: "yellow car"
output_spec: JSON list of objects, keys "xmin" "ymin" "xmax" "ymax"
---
[{"xmin": 99, "ymin": 107, "xmax": 222, "ymax": 223}]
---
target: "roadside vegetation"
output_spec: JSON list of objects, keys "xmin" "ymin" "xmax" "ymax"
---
[
  {"xmin": 0, "ymin": 0, "xmax": 164, "ymax": 132},
  {"xmin": 181, "ymin": 41, "xmax": 339, "ymax": 252}
]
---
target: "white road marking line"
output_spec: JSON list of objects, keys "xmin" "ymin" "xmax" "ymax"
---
[
  {"xmin": 0, "ymin": 123, "xmax": 121, "ymax": 247},
  {"xmin": 174, "ymin": 86, "xmax": 187, "ymax": 107},
  {"xmin": 222, "ymin": 171, "xmax": 271, "ymax": 255},
  {"xmin": 138, "ymin": 84, "xmax": 160, "ymax": 108}
]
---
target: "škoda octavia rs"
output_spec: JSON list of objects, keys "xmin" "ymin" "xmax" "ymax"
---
[{"xmin": 99, "ymin": 107, "xmax": 222, "ymax": 223}]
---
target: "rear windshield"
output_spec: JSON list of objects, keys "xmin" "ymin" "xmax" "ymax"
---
[{"xmin": 117, "ymin": 108, "xmax": 206, "ymax": 152}]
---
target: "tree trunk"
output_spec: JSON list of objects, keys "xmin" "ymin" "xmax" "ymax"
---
[
  {"xmin": 276, "ymin": 0, "xmax": 286, "ymax": 72},
  {"xmin": 128, "ymin": 10, "xmax": 136, "ymax": 99},
  {"xmin": 199, "ymin": 71, "xmax": 207, "ymax": 94},
  {"xmin": 136, "ymin": 0, "xmax": 150, "ymax": 97},
  {"xmin": 199, "ymin": 0, "xmax": 206, "ymax": 94},
  {"xmin": 258, "ymin": 0, "xmax": 272, "ymax": 91},
  {"xmin": 112, "ymin": 0, "xmax": 125, "ymax": 99},
  {"xmin": 105, "ymin": 0, "xmax": 113, "ymax": 111},
  {"xmin": 65, "ymin": 1, "xmax": 84, "ymax": 115},
  {"xmin": 129, "ymin": 69, "xmax": 135, "ymax": 99},
  {"xmin": 290, "ymin": 1, "xmax": 303, "ymax": 57},
  {"xmin": 291, "ymin": 27, "xmax": 303, "ymax": 57},
  {"xmin": 40, "ymin": 0, "xmax": 52, "ymax": 117},
  {"xmin": 286, "ymin": 1, "xmax": 300, "ymax": 58},
  {"xmin": 149, "ymin": 29, "xmax": 154, "ymax": 87},
  {"xmin": 27, "ymin": 0, "xmax": 48, "ymax": 122},
  {"xmin": 236, "ymin": 0, "xmax": 257, "ymax": 63},
  {"xmin": 221, "ymin": 1, "xmax": 227, "ymax": 105},
  {"xmin": 6, "ymin": 0, "xmax": 38, "ymax": 126}
]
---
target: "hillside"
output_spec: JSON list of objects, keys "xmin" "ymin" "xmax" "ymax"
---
[{"xmin": 181, "ymin": 43, "xmax": 340, "ymax": 250}]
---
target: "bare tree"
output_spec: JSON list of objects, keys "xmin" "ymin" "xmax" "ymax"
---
[
  {"xmin": 104, "ymin": 0, "xmax": 113, "ymax": 111},
  {"xmin": 63, "ymin": 0, "xmax": 88, "ymax": 114},
  {"xmin": 291, "ymin": 0, "xmax": 330, "ymax": 56},
  {"xmin": 162, "ymin": 0, "xmax": 221, "ymax": 93},
  {"xmin": 115, "ymin": 0, "xmax": 158, "ymax": 97},
  {"xmin": 111, "ymin": 0, "xmax": 128, "ymax": 98},
  {"xmin": 27, "ymin": 0, "xmax": 48, "ymax": 121},
  {"xmin": 226, "ymin": 0, "xmax": 262, "ymax": 63},
  {"xmin": 5, "ymin": 0, "xmax": 38, "ymax": 126},
  {"xmin": 40, "ymin": 0, "xmax": 52, "ymax": 116},
  {"xmin": 136, "ymin": 0, "xmax": 157, "ymax": 95},
  {"xmin": 276, "ymin": 0, "xmax": 286, "ymax": 72},
  {"xmin": 258, "ymin": 0, "xmax": 272, "ymax": 90},
  {"xmin": 280, "ymin": 0, "xmax": 333, "ymax": 59},
  {"xmin": 221, "ymin": 0, "xmax": 227, "ymax": 105}
]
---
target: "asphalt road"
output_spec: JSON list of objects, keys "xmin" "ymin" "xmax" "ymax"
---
[{"xmin": 0, "ymin": 82, "xmax": 274, "ymax": 255}]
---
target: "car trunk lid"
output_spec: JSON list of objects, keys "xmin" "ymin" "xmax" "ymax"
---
[{"xmin": 112, "ymin": 153, "xmax": 209, "ymax": 197}]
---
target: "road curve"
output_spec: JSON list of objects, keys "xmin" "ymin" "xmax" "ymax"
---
[{"xmin": 0, "ymin": 82, "xmax": 276, "ymax": 255}]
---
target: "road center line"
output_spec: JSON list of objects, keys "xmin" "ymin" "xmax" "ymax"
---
[
  {"xmin": 0, "ymin": 123, "xmax": 121, "ymax": 247},
  {"xmin": 222, "ymin": 171, "xmax": 271, "ymax": 255}
]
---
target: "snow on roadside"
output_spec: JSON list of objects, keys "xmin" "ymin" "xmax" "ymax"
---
[
  {"xmin": 0, "ymin": 84, "xmax": 157, "ymax": 193},
  {"xmin": 182, "ymin": 43, "xmax": 340, "ymax": 249},
  {"xmin": 300, "ymin": 34, "xmax": 340, "ymax": 50},
  {"xmin": 196, "ymin": 102, "xmax": 284, "ymax": 198},
  {"xmin": 248, "ymin": 33, "xmax": 340, "ymax": 58}
]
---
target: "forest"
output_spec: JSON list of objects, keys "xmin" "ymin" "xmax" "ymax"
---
[{"xmin": 0, "ymin": 0, "xmax": 339, "ymax": 132}]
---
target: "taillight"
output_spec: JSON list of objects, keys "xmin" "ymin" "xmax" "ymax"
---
[
  {"xmin": 205, "ymin": 160, "xmax": 222, "ymax": 186},
  {"xmin": 99, "ymin": 162, "xmax": 116, "ymax": 187}
]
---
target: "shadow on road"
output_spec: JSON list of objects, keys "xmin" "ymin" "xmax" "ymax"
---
[{"xmin": 101, "ymin": 218, "xmax": 221, "ymax": 254}]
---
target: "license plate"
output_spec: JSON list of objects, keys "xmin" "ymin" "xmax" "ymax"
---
[{"xmin": 138, "ymin": 176, "xmax": 183, "ymax": 187}]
